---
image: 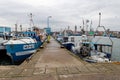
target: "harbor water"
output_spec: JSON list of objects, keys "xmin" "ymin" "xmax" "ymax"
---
[{"xmin": 108, "ymin": 37, "xmax": 120, "ymax": 61}]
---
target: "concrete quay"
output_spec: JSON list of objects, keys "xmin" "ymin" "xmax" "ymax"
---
[{"xmin": 0, "ymin": 37, "xmax": 120, "ymax": 80}]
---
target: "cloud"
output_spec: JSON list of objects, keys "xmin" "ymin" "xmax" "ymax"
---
[{"xmin": 0, "ymin": 0, "xmax": 120, "ymax": 31}]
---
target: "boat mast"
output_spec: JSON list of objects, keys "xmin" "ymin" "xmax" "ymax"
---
[
  {"xmin": 98, "ymin": 13, "xmax": 101, "ymax": 27},
  {"xmin": 82, "ymin": 19, "xmax": 84, "ymax": 31},
  {"xmin": 29, "ymin": 13, "xmax": 34, "ymax": 31},
  {"xmin": 75, "ymin": 25, "xmax": 77, "ymax": 33},
  {"xmin": 20, "ymin": 25, "xmax": 22, "ymax": 32},
  {"xmin": 3, "ymin": 27, "xmax": 6, "ymax": 40},
  {"xmin": 15, "ymin": 23, "xmax": 17, "ymax": 33},
  {"xmin": 90, "ymin": 20, "xmax": 92, "ymax": 31},
  {"xmin": 86, "ymin": 20, "xmax": 89, "ymax": 35},
  {"xmin": 97, "ymin": 12, "xmax": 113, "ymax": 60},
  {"xmin": 82, "ymin": 19, "xmax": 85, "ymax": 34},
  {"xmin": 15, "ymin": 23, "xmax": 18, "ymax": 37}
]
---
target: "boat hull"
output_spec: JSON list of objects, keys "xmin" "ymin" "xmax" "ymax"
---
[
  {"xmin": 62, "ymin": 42, "xmax": 74, "ymax": 50},
  {"xmin": 4, "ymin": 37, "xmax": 42, "ymax": 63},
  {"xmin": 6, "ymin": 43, "xmax": 37, "ymax": 62}
]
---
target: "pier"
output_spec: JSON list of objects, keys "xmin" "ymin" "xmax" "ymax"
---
[{"xmin": 0, "ymin": 37, "xmax": 120, "ymax": 80}]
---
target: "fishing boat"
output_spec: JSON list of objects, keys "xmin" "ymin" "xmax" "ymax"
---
[
  {"xmin": 4, "ymin": 37, "xmax": 38, "ymax": 63},
  {"xmin": 78, "ymin": 41, "xmax": 112, "ymax": 63},
  {"xmin": 0, "ymin": 31, "xmax": 43, "ymax": 64},
  {"xmin": 60, "ymin": 28, "xmax": 79, "ymax": 50},
  {"xmin": 0, "ymin": 13, "xmax": 45, "ymax": 64},
  {"xmin": 62, "ymin": 34, "xmax": 88, "ymax": 51},
  {"xmin": 73, "ymin": 13, "xmax": 113, "ymax": 63}
]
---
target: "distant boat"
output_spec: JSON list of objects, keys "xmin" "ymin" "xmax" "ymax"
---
[{"xmin": 62, "ymin": 35, "xmax": 88, "ymax": 51}]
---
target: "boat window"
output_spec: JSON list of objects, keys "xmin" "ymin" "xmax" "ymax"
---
[
  {"xmin": 63, "ymin": 37, "xmax": 68, "ymax": 42},
  {"xmin": 71, "ymin": 37, "xmax": 74, "ymax": 42},
  {"xmin": 83, "ymin": 44, "xmax": 89, "ymax": 47}
]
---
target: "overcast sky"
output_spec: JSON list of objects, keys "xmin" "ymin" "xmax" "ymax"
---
[{"xmin": 0, "ymin": 0, "xmax": 120, "ymax": 31}]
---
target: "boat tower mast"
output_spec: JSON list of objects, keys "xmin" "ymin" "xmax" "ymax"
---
[
  {"xmin": 96, "ymin": 12, "xmax": 113, "ymax": 60},
  {"xmin": 29, "ymin": 13, "xmax": 34, "ymax": 31}
]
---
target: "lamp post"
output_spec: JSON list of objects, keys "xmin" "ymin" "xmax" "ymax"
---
[{"xmin": 47, "ymin": 16, "xmax": 52, "ymax": 28}]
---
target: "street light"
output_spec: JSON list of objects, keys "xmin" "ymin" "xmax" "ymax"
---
[{"xmin": 47, "ymin": 16, "xmax": 52, "ymax": 28}]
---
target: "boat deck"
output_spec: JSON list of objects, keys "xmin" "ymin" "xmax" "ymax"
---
[{"xmin": 0, "ymin": 37, "xmax": 120, "ymax": 80}]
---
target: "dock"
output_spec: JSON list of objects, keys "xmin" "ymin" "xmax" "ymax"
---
[{"xmin": 0, "ymin": 37, "xmax": 120, "ymax": 80}]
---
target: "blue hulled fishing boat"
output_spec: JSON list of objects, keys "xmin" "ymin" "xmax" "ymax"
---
[
  {"xmin": 0, "ymin": 13, "xmax": 46, "ymax": 64},
  {"xmin": 1, "ymin": 31, "xmax": 43, "ymax": 64},
  {"xmin": 4, "ymin": 37, "xmax": 38, "ymax": 63}
]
